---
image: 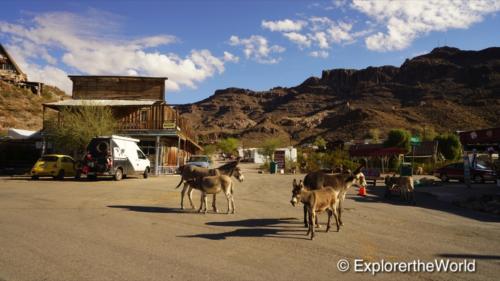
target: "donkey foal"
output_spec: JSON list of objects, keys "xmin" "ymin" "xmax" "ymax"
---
[{"xmin": 291, "ymin": 179, "xmax": 340, "ymax": 240}]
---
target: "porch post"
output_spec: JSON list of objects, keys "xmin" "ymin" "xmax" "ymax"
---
[
  {"xmin": 176, "ymin": 136, "xmax": 181, "ymax": 168},
  {"xmin": 155, "ymin": 135, "xmax": 160, "ymax": 176}
]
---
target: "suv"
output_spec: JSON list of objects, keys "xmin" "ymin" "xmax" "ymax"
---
[
  {"xmin": 434, "ymin": 162, "xmax": 496, "ymax": 183},
  {"xmin": 186, "ymin": 155, "xmax": 211, "ymax": 168}
]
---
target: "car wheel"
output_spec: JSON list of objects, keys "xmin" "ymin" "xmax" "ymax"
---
[
  {"xmin": 57, "ymin": 170, "xmax": 65, "ymax": 180},
  {"xmin": 114, "ymin": 168, "xmax": 123, "ymax": 181},
  {"xmin": 143, "ymin": 167, "xmax": 149, "ymax": 179},
  {"xmin": 473, "ymin": 175, "xmax": 484, "ymax": 184},
  {"xmin": 440, "ymin": 173, "xmax": 449, "ymax": 182},
  {"xmin": 31, "ymin": 175, "xmax": 39, "ymax": 180},
  {"xmin": 75, "ymin": 170, "xmax": 81, "ymax": 179}
]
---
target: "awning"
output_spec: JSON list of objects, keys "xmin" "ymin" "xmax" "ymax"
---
[{"xmin": 43, "ymin": 99, "xmax": 158, "ymax": 110}]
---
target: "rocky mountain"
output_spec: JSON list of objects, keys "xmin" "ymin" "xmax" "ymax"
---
[{"xmin": 176, "ymin": 47, "xmax": 500, "ymax": 147}]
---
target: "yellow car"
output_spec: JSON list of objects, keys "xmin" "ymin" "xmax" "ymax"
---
[{"xmin": 31, "ymin": 154, "xmax": 80, "ymax": 180}]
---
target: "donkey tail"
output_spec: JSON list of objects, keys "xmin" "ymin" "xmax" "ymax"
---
[{"xmin": 175, "ymin": 176, "xmax": 184, "ymax": 188}]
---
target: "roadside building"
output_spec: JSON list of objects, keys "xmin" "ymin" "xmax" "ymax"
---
[
  {"xmin": 0, "ymin": 43, "xmax": 43, "ymax": 95},
  {"xmin": 42, "ymin": 75, "xmax": 202, "ymax": 175}
]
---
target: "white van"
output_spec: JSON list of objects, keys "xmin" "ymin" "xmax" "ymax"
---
[{"xmin": 82, "ymin": 135, "xmax": 150, "ymax": 180}]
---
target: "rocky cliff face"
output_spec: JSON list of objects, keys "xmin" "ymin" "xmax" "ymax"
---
[{"xmin": 176, "ymin": 47, "xmax": 500, "ymax": 146}]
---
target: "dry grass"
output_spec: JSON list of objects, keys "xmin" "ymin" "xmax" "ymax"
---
[{"xmin": 0, "ymin": 81, "xmax": 66, "ymax": 131}]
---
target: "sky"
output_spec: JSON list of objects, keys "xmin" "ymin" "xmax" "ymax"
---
[{"xmin": 1, "ymin": 0, "xmax": 499, "ymax": 104}]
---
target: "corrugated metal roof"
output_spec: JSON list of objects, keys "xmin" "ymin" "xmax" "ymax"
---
[{"xmin": 43, "ymin": 99, "xmax": 158, "ymax": 109}]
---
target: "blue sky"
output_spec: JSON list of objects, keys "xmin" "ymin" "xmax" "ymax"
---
[{"xmin": 1, "ymin": 0, "xmax": 499, "ymax": 104}]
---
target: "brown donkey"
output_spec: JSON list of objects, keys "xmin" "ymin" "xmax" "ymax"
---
[{"xmin": 291, "ymin": 179, "xmax": 340, "ymax": 240}]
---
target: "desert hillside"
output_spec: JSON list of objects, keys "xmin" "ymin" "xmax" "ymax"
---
[
  {"xmin": 176, "ymin": 46, "xmax": 500, "ymax": 146},
  {"xmin": 0, "ymin": 81, "xmax": 66, "ymax": 133}
]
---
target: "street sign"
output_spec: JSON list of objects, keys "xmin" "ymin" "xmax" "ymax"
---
[{"xmin": 410, "ymin": 136, "xmax": 421, "ymax": 146}]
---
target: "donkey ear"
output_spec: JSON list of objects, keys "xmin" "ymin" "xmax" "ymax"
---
[
  {"xmin": 353, "ymin": 164, "xmax": 364, "ymax": 176},
  {"xmin": 293, "ymin": 179, "xmax": 297, "ymax": 185}
]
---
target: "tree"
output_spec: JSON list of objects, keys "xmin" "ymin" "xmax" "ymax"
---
[
  {"xmin": 418, "ymin": 126, "xmax": 438, "ymax": 141},
  {"xmin": 313, "ymin": 136, "xmax": 327, "ymax": 150},
  {"xmin": 202, "ymin": 144, "xmax": 217, "ymax": 156},
  {"xmin": 367, "ymin": 128, "xmax": 381, "ymax": 143},
  {"xmin": 217, "ymin": 137, "xmax": 240, "ymax": 155},
  {"xmin": 435, "ymin": 133, "xmax": 462, "ymax": 160},
  {"xmin": 45, "ymin": 105, "xmax": 117, "ymax": 156},
  {"xmin": 384, "ymin": 129, "xmax": 411, "ymax": 150},
  {"xmin": 259, "ymin": 137, "xmax": 283, "ymax": 161}
]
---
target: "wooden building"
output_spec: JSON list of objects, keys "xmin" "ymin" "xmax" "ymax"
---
[
  {"xmin": 43, "ymin": 75, "xmax": 202, "ymax": 175},
  {"xmin": 0, "ymin": 43, "xmax": 43, "ymax": 95}
]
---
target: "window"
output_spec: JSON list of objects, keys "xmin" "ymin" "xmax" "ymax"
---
[
  {"xmin": 41, "ymin": 156, "xmax": 59, "ymax": 162},
  {"xmin": 62, "ymin": 157, "xmax": 74, "ymax": 163},
  {"xmin": 137, "ymin": 150, "xmax": 147, "ymax": 160}
]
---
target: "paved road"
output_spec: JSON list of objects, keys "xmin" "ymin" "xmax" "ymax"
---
[{"xmin": 0, "ymin": 170, "xmax": 499, "ymax": 281}]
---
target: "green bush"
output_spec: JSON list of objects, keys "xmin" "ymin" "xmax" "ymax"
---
[
  {"xmin": 384, "ymin": 129, "xmax": 411, "ymax": 151},
  {"xmin": 435, "ymin": 133, "xmax": 462, "ymax": 160},
  {"xmin": 217, "ymin": 138, "xmax": 240, "ymax": 156},
  {"xmin": 258, "ymin": 137, "xmax": 283, "ymax": 161},
  {"xmin": 45, "ymin": 105, "xmax": 117, "ymax": 156}
]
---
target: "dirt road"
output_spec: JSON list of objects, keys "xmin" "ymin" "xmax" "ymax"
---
[{"xmin": 0, "ymin": 169, "xmax": 499, "ymax": 281}]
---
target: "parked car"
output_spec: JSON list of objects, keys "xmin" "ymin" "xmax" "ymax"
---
[
  {"xmin": 82, "ymin": 135, "xmax": 150, "ymax": 181},
  {"xmin": 434, "ymin": 162, "xmax": 497, "ymax": 183},
  {"xmin": 31, "ymin": 154, "xmax": 81, "ymax": 180},
  {"xmin": 186, "ymin": 155, "xmax": 211, "ymax": 168}
]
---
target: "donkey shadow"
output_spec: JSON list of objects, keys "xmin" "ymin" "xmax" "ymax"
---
[
  {"xmin": 107, "ymin": 205, "xmax": 187, "ymax": 214},
  {"xmin": 180, "ymin": 218, "xmax": 309, "ymax": 240}
]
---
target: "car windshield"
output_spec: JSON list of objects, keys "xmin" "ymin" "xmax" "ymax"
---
[
  {"xmin": 188, "ymin": 156, "xmax": 208, "ymax": 162},
  {"xmin": 40, "ymin": 156, "xmax": 58, "ymax": 162},
  {"xmin": 476, "ymin": 163, "xmax": 488, "ymax": 169}
]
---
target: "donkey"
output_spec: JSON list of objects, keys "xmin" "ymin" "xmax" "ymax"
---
[
  {"xmin": 384, "ymin": 175, "xmax": 416, "ymax": 204},
  {"xmin": 180, "ymin": 166, "xmax": 244, "ymax": 212},
  {"xmin": 175, "ymin": 159, "xmax": 242, "ymax": 210},
  {"xmin": 301, "ymin": 165, "xmax": 366, "ymax": 227},
  {"xmin": 187, "ymin": 174, "xmax": 235, "ymax": 214},
  {"xmin": 291, "ymin": 179, "xmax": 340, "ymax": 240}
]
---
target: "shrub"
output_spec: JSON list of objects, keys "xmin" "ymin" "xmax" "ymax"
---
[
  {"xmin": 384, "ymin": 129, "xmax": 411, "ymax": 151},
  {"xmin": 217, "ymin": 138, "xmax": 240, "ymax": 156},
  {"xmin": 435, "ymin": 133, "xmax": 462, "ymax": 160},
  {"xmin": 45, "ymin": 105, "xmax": 117, "ymax": 156}
]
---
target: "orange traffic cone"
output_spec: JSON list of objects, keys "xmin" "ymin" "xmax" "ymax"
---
[{"xmin": 358, "ymin": 186, "xmax": 367, "ymax": 196}]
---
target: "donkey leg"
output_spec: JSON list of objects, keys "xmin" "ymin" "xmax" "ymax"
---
[
  {"xmin": 306, "ymin": 208, "xmax": 312, "ymax": 236},
  {"xmin": 198, "ymin": 192, "xmax": 204, "ymax": 213},
  {"xmin": 326, "ymin": 209, "xmax": 332, "ymax": 232},
  {"xmin": 203, "ymin": 193, "xmax": 208, "ymax": 214},
  {"xmin": 303, "ymin": 205, "xmax": 308, "ymax": 228},
  {"xmin": 230, "ymin": 194, "xmax": 235, "ymax": 214},
  {"xmin": 212, "ymin": 194, "xmax": 219, "ymax": 213},
  {"xmin": 180, "ymin": 182, "xmax": 188, "ymax": 209},
  {"xmin": 187, "ymin": 186, "xmax": 195, "ymax": 209},
  {"xmin": 338, "ymin": 200, "xmax": 344, "ymax": 226},
  {"xmin": 333, "ymin": 207, "xmax": 340, "ymax": 232},
  {"xmin": 310, "ymin": 211, "xmax": 316, "ymax": 240}
]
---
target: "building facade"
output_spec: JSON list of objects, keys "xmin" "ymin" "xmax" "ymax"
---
[
  {"xmin": 43, "ymin": 75, "xmax": 201, "ymax": 175},
  {"xmin": 0, "ymin": 44, "xmax": 43, "ymax": 95}
]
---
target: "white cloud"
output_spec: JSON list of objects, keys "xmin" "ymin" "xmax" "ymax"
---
[
  {"xmin": 313, "ymin": 32, "xmax": 329, "ymax": 49},
  {"xmin": 351, "ymin": 0, "xmax": 500, "ymax": 51},
  {"xmin": 223, "ymin": 51, "xmax": 239, "ymax": 63},
  {"xmin": 283, "ymin": 32, "xmax": 312, "ymax": 48},
  {"xmin": 264, "ymin": 16, "xmax": 361, "ymax": 51},
  {"xmin": 309, "ymin": 50, "xmax": 329, "ymax": 58},
  {"xmin": 0, "ymin": 10, "xmax": 230, "ymax": 94},
  {"xmin": 262, "ymin": 19, "xmax": 307, "ymax": 32},
  {"xmin": 229, "ymin": 35, "xmax": 285, "ymax": 64}
]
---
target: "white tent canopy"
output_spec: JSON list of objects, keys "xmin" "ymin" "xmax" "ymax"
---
[{"xmin": 7, "ymin": 128, "xmax": 37, "ymax": 139}]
